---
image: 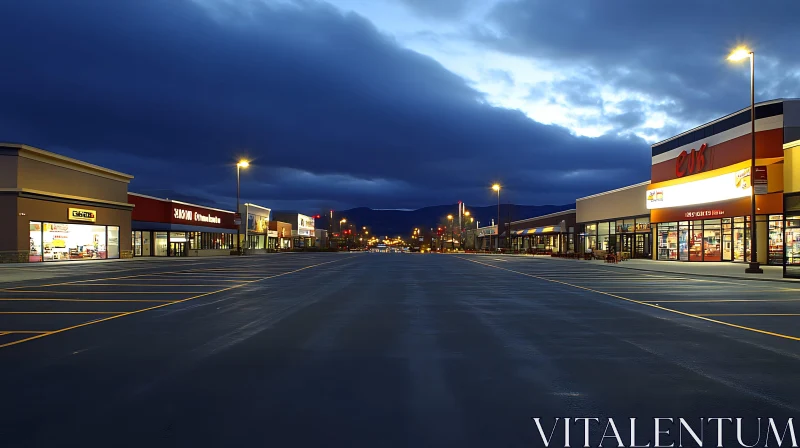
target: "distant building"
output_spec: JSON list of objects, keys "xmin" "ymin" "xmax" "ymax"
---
[{"xmin": 272, "ymin": 212, "xmax": 316, "ymax": 247}]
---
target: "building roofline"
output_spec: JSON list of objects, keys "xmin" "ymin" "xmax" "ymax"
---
[
  {"xmin": 651, "ymin": 98, "xmax": 797, "ymax": 148},
  {"xmin": 576, "ymin": 181, "xmax": 651, "ymax": 202},
  {"xmin": 1, "ymin": 143, "xmax": 135, "ymax": 182},
  {"xmin": 243, "ymin": 203, "xmax": 272, "ymax": 213},
  {"xmin": 510, "ymin": 208, "xmax": 576, "ymax": 225},
  {"xmin": 128, "ymin": 192, "xmax": 235, "ymax": 214}
]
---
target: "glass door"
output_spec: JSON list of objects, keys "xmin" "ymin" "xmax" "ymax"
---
[
  {"xmin": 703, "ymin": 220, "xmax": 722, "ymax": 262},
  {"xmin": 689, "ymin": 221, "xmax": 703, "ymax": 261},
  {"xmin": 169, "ymin": 242, "xmax": 185, "ymax": 257},
  {"xmin": 679, "ymin": 223, "xmax": 689, "ymax": 261}
]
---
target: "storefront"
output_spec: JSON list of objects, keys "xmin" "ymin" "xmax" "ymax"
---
[
  {"xmin": 508, "ymin": 209, "xmax": 577, "ymax": 254},
  {"xmin": 240, "ymin": 203, "xmax": 271, "ymax": 253},
  {"xmin": 269, "ymin": 221, "xmax": 293, "ymax": 250},
  {"xmin": 647, "ymin": 99, "xmax": 792, "ymax": 264},
  {"xmin": 273, "ymin": 212, "xmax": 316, "ymax": 248},
  {"xmin": 129, "ymin": 193, "xmax": 237, "ymax": 257},
  {"xmin": 576, "ymin": 182, "xmax": 652, "ymax": 258},
  {"xmin": 1, "ymin": 144, "xmax": 133, "ymax": 263}
]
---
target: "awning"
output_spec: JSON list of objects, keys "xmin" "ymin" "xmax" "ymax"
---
[{"xmin": 512, "ymin": 226, "xmax": 562, "ymax": 235}]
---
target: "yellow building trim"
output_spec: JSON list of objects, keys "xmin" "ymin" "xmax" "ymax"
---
[{"xmin": 649, "ymin": 157, "xmax": 784, "ymax": 190}]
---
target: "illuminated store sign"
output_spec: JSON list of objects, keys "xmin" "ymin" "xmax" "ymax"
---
[
  {"xmin": 173, "ymin": 207, "xmax": 222, "ymax": 224},
  {"xmin": 69, "ymin": 208, "xmax": 97, "ymax": 222},
  {"xmin": 298, "ymin": 214, "xmax": 315, "ymax": 231},
  {"xmin": 646, "ymin": 168, "xmax": 751, "ymax": 210},
  {"xmin": 675, "ymin": 143, "xmax": 708, "ymax": 178}
]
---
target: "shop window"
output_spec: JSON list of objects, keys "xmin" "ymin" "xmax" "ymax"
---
[
  {"xmin": 133, "ymin": 231, "xmax": 142, "ymax": 257},
  {"xmin": 107, "ymin": 226, "xmax": 120, "ymax": 259},
  {"xmin": 42, "ymin": 223, "xmax": 108, "ymax": 261},
  {"xmin": 657, "ymin": 223, "xmax": 678, "ymax": 260},
  {"xmin": 786, "ymin": 215, "xmax": 800, "ymax": 277},
  {"xmin": 155, "ymin": 232, "xmax": 168, "ymax": 256},
  {"xmin": 142, "ymin": 232, "xmax": 151, "ymax": 256},
  {"xmin": 769, "ymin": 215, "xmax": 784, "ymax": 266},
  {"xmin": 635, "ymin": 216, "xmax": 651, "ymax": 232},
  {"xmin": 29, "ymin": 222, "xmax": 43, "ymax": 262}
]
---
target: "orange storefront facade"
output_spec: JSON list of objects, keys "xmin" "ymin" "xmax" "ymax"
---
[{"xmin": 647, "ymin": 99, "xmax": 800, "ymax": 269}]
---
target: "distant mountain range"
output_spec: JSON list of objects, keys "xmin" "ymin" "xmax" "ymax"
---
[{"xmin": 304, "ymin": 204, "xmax": 575, "ymax": 237}]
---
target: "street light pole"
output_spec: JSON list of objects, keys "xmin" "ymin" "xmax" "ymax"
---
[
  {"xmin": 729, "ymin": 47, "xmax": 762, "ymax": 274},
  {"xmin": 492, "ymin": 184, "xmax": 501, "ymax": 252},
  {"xmin": 235, "ymin": 160, "xmax": 249, "ymax": 255}
]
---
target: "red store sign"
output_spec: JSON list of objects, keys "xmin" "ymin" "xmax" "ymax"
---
[{"xmin": 675, "ymin": 143, "xmax": 708, "ymax": 178}]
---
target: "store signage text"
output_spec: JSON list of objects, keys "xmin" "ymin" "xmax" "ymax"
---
[
  {"xmin": 684, "ymin": 209, "xmax": 725, "ymax": 219},
  {"xmin": 646, "ymin": 168, "xmax": 751, "ymax": 210},
  {"xmin": 69, "ymin": 208, "xmax": 97, "ymax": 222},
  {"xmin": 173, "ymin": 207, "xmax": 222, "ymax": 224},
  {"xmin": 675, "ymin": 143, "xmax": 708, "ymax": 178}
]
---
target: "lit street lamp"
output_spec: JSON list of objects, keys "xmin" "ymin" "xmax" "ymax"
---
[
  {"xmin": 236, "ymin": 160, "xmax": 249, "ymax": 255},
  {"xmin": 728, "ymin": 46, "xmax": 762, "ymax": 274},
  {"xmin": 447, "ymin": 214, "xmax": 454, "ymax": 251},
  {"xmin": 492, "ymin": 184, "xmax": 501, "ymax": 251}
]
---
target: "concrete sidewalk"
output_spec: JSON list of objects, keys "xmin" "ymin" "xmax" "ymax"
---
[
  {"xmin": 463, "ymin": 252, "xmax": 799, "ymax": 283},
  {"xmin": 573, "ymin": 257, "xmax": 796, "ymax": 283}
]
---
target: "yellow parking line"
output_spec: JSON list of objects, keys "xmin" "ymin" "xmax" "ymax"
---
[
  {"xmin": 0, "ymin": 291, "xmax": 209, "ymax": 294},
  {"xmin": 698, "ymin": 314, "xmax": 800, "ymax": 317},
  {"xmin": 641, "ymin": 298, "xmax": 800, "ymax": 303},
  {"xmin": 606, "ymin": 290, "xmax": 785, "ymax": 294},
  {"xmin": 0, "ymin": 332, "xmax": 8, "ymax": 336},
  {"xmin": 0, "ymin": 311, "xmax": 121, "ymax": 315},
  {"xmin": 0, "ymin": 331, "xmax": 50, "ymax": 334},
  {"xmin": 22, "ymin": 283, "xmax": 239, "ymax": 287},
  {"xmin": 0, "ymin": 298, "xmax": 174, "ymax": 302},
  {"xmin": 458, "ymin": 257, "xmax": 800, "ymax": 342},
  {"xmin": 0, "ymin": 255, "xmax": 359, "ymax": 350}
]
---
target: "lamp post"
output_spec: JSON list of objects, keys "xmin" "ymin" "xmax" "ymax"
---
[
  {"xmin": 728, "ymin": 47, "xmax": 762, "ymax": 274},
  {"xmin": 339, "ymin": 218, "xmax": 346, "ymax": 250},
  {"xmin": 447, "ymin": 214, "xmax": 454, "ymax": 251},
  {"xmin": 492, "ymin": 184, "xmax": 501, "ymax": 251},
  {"xmin": 236, "ymin": 160, "xmax": 249, "ymax": 255}
]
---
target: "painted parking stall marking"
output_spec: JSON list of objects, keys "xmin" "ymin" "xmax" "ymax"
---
[
  {"xmin": 459, "ymin": 256, "xmax": 800, "ymax": 341},
  {"xmin": 0, "ymin": 255, "xmax": 361, "ymax": 350}
]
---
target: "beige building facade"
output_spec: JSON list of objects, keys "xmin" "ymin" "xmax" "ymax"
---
[{"xmin": 0, "ymin": 143, "xmax": 134, "ymax": 262}]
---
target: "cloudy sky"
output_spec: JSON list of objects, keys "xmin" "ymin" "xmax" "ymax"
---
[{"xmin": 1, "ymin": 0, "xmax": 798, "ymax": 212}]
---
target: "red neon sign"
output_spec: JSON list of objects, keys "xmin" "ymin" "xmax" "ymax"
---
[{"xmin": 675, "ymin": 143, "xmax": 708, "ymax": 178}]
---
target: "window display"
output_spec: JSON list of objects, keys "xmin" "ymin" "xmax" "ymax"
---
[
  {"xmin": 787, "ymin": 215, "xmax": 800, "ymax": 276},
  {"xmin": 41, "ymin": 223, "xmax": 108, "ymax": 261},
  {"xmin": 657, "ymin": 223, "xmax": 678, "ymax": 260},
  {"xmin": 733, "ymin": 217, "xmax": 747, "ymax": 262},
  {"xmin": 769, "ymin": 215, "xmax": 783, "ymax": 265},
  {"xmin": 155, "ymin": 232, "xmax": 168, "ymax": 256},
  {"xmin": 30, "ymin": 222, "xmax": 42, "ymax": 262}
]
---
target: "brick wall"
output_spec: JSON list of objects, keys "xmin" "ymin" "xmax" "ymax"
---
[{"xmin": 0, "ymin": 251, "xmax": 28, "ymax": 263}]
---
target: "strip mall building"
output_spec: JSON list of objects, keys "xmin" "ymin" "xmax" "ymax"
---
[{"xmin": 579, "ymin": 98, "xmax": 800, "ymax": 276}]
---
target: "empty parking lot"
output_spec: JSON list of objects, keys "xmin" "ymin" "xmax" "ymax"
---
[{"xmin": 1, "ymin": 253, "xmax": 798, "ymax": 447}]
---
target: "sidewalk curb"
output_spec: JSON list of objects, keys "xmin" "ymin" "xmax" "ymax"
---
[
  {"xmin": 596, "ymin": 263, "xmax": 799, "ymax": 284},
  {"xmin": 460, "ymin": 252, "xmax": 799, "ymax": 284}
]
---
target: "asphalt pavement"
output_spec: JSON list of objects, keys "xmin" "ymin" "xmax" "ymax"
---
[{"xmin": 1, "ymin": 253, "xmax": 799, "ymax": 447}]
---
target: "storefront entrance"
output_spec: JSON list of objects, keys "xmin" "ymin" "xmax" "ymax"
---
[
  {"xmin": 656, "ymin": 216, "xmax": 783, "ymax": 264},
  {"xmin": 169, "ymin": 242, "xmax": 185, "ymax": 257}
]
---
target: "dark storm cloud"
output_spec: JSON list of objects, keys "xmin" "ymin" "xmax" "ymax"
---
[
  {"xmin": 0, "ymin": 0, "xmax": 649, "ymax": 211},
  {"xmin": 477, "ymin": 0, "xmax": 800, "ymax": 127}
]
